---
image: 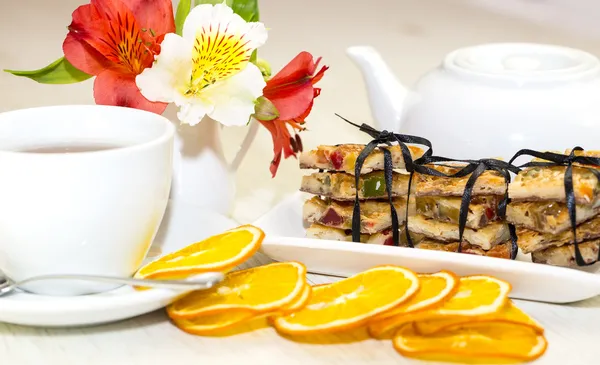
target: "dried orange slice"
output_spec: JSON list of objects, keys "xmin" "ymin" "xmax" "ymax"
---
[
  {"xmin": 373, "ymin": 271, "xmax": 458, "ymax": 321},
  {"xmin": 369, "ymin": 275, "xmax": 511, "ymax": 338},
  {"xmin": 415, "ymin": 300, "xmax": 544, "ymax": 335},
  {"xmin": 266, "ymin": 285, "xmax": 313, "ymax": 327},
  {"xmin": 167, "ymin": 262, "xmax": 307, "ymax": 318},
  {"xmin": 172, "ymin": 310, "xmax": 256, "ymax": 335},
  {"xmin": 279, "ymin": 284, "xmax": 312, "ymax": 314},
  {"xmin": 434, "ymin": 276, "xmax": 511, "ymax": 316},
  {"xmin": 272, "ymin": 266, "xmax": 419, "ymax": 335},
  {"xmin": 135, "ymin": 225, "xmax": 264, "ymax": 279},
  {"xmin": 393, "ymin": 322, "xmax": 547, "ymax": 363}
]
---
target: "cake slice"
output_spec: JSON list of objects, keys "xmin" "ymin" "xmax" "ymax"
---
[
  {"xmin": 305, "ymin": 223, "xmax": 399, "ymax": 245},
  {"xmin": 407, "ymin": 215, "xmax": 509, "ymax": 250},
  {"xmin": 531, "ymin": 149, "xmax": 600, "ymax": 167},
  {"xmin": 508, "ymin": 166, "xmax": 600, "ymax": 205},
  {"xmin": 299, "ymin": 144, "xmax": 424, "ymax": 175},
  {"xmin": 300, "ymin": 171, "xmax": 410, "ymax": 201},
  {"xmin": 531, "ymin": 240, "xmax": 600, "ymax": 267},
  {"xmin": 507, "ymin": 201, "xmax": 599, "ymax": 235},
  {"xmin": 305, "ymin": 224, "xmax": 511, "ymax": 259},
  {"xmin": 415, "ymin": 164, "xmax": 507, "ymax": 197},
  {"xmin": 303, "ymin": 196, "xmax": 413, "ymax": 234},
  {"xmin": 517, "ymin": 216, "xmax": 600, "ymax": 254},
  {"xmin": 416, "ymin": 195, "xmax": 500, "ymax": 229},
  {"xmin": 416, "ymin": 239, "xmax": 512, "ymax": 259}
]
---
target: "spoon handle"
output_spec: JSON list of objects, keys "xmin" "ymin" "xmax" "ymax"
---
[{"xmin": 0, "ymin": 272, "xmax": 224, "ymax": 296}]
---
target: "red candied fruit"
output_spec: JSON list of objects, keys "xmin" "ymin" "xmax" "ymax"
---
[
  {"xmin": 382, "ymin": 230, "xmax": 394, "ymax": 246},
  {"xmin": 485, "ymin": 207, "xmax": 496, "ymax": 220},
  {"xmin": 329, "ymin": 151, "xmax": 343, "ymax": 170},
  {"xmin": 320, "ymin": 208, "xmax": 343, "ymax": 226}
]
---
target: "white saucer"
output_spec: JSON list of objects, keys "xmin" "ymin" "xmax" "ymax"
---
[{"xmin": 0, "ymin": 200, "xmax": 237, "ymax": 327}]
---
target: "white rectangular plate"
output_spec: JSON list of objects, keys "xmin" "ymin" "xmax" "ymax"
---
[{"xmin": 255, "ymin": 192, "xmax": 600, "ymax": 304}]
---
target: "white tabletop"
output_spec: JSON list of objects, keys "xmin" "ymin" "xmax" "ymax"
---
[
  {"xmin": 2, "ymin": 0, "xmax": 600, "ymax": 363},
  {"xmin": 0, "ymin": 253, "xmax": 598, "ymax": 365}
]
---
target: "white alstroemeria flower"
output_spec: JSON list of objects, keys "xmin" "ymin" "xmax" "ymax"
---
[{"xmin": 136, "ymin": 3, "xmax": 268, "ymax": 126}]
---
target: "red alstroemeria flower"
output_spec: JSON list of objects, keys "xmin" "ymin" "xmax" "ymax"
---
[
  {"xmin": 257, "ymin": 52, "xmax": 328, "ymax": 177},
  {"xmin": 63, "ymin": 0, "xmax": 175, "ymax": 114}
]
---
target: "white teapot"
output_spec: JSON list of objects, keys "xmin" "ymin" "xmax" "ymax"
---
[{"xmin": 347, "ymin": 43, "xmax": 600, "ymax": 160}]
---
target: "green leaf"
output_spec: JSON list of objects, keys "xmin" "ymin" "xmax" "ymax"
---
[
  {"xmin": 4, "ymin": 57, "xmax": 92, "ymax": 84},
  {"xmin": 230, "ymin": 0, "xmax": 259, "ymax": 22},
  {"xmin": 195, "ymin": 0, "xmax": 260, "ymax": 22},
  {"xmin": 175, "ymin": 0, "xmax": 192, "ymax": 36},
  {"xmin": 195, "ymin": 0, "xmax": 223, "ymax": 5},
  {"xmin": 255, "ymin": 57, "xmax": 271, "ymax": 78}
]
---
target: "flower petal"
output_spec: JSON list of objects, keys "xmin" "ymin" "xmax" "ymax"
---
[
  {"xmin": 263, "ymin": 52, "xmax": 328, "ymax": 121},
  {"xmin": 90, "ymin": 0, "xmax": 174, "ymax": 37},
  {"xmin": 206, "ymin": 63, "xmax": 266, "ymax": 126},
  {"xmin": 182, "ymin": 3, "xmax": 267, "ymax": 49},
  {"xmin": 63, "ymin": 32, "xmax": 112, "ymax": 76},
  {"xmin": 257, "ymin": 119, "xmax": 283, "ymax": 177},
  {"xmin": 258, "ymin": 119, "xmax": 296, "ymax": 177},
  {"xmin": 62, "ymin": 4, "xmax": 112, "ymax": 75},
  {"xmin": 86, "ymin": 1, "xmax": 156, "ymax": 74},
  {"xmin": 94, "ymin": 69, "xmax": 167, "ymax": 114},
  {"xmin": 180, "ymin": 3, "xmax": 267, "ymax": 94},
  {"xmin": 265, "ymin": 84, "xmax": 314, "ymax": 121},
  {"xmin": 265, "ymin": 51, "xmax": 316, "ymax": 90},
  {"xmin": 121, "ymin": 0, "xmax": 175, "ymax": 35},
  {"xmin": 177, "ymin": 100, "xmax": 214, "ymax": 126},
  {"xmin": 136, "ymin": 33, "xmax": 193, "ymax": 105}
]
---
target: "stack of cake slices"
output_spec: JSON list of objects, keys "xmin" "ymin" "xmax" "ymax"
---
[
  {"xmin": 298, "ymin": 144, "xmax": 423, "ymax": 245},
  {"xmin": 407, "ymin": 165, "xmax": 513, "ymax": 258},
  {"xmin": 507, "ymin": 150, "xmax": 600, "ymax": 267}
]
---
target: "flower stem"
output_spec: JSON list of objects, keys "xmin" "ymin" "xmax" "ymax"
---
[{"xmin": 230, "ymin": 117, "xmax": 259, "ymax": 172}]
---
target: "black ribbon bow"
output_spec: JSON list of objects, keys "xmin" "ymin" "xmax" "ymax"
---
[
  {"xmin": 336, "ymin": 114, "xmax": 520, "ymax": 260},
  {"xmin": 412, "ymin": 155, "xmax": 521, "ymax": 259},
  {"xmin": 334, "ymin": 114, "xmax": 433, "ymax": 247},
  {"xmin": 509, "ymin": 147, "xmax": 600, "ymax": 266}
]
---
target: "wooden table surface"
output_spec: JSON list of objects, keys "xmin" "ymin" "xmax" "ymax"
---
[{"xmin": 2, "ymin": 0, "xmax": 600, "ymax": 364}]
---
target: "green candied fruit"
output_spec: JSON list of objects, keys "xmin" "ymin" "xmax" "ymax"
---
[
  {"xmin": 416, "ymin": 197, "xmax": 435, "ymax": 214},
  {"xmin": 362, "ymin": 172, "xmax": 386, "ymax": 198},
  {"xmin": 438, "ymin": 203, "xmax": 460, "ymax": 223},
  {"xmin": 399, "ymin": 230, "xmax": 424, "ymax": 247}
]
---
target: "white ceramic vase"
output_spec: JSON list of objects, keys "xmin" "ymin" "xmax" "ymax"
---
[{"xmin": 162, "ymin": 105, "xmax": 257, "ymax": 216}]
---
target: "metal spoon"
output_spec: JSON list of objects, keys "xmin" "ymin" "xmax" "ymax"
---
[{"xmin": 0, "ymin": 272, "xmax": 225, "ymax": 297}]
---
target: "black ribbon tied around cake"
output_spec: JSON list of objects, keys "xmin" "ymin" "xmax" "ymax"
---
[
  {"xmin": 509, "ymin": 147, "xmax": 600, "ymax": 266},
  {"xmin": 335, "ymin": 114, "xmax": 521, "ymax": 260}
]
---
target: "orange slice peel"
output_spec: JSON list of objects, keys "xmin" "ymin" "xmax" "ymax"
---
[
  {"xmin": 135, "ymin": 225, "xmax": 264, "ymax": 279},
  {"xmin": 415, "ymin": 300, "xmax": 544, "ymax": 336},
  {"xmin": 172, "ymin": 310, "xmax": 257, "ymax": 336},
  {"xmin": 373, "ymin": 270, "xmax": 459, "ymax": 321},
  {"xmin": 279, "ymin": 284, "xmax": 312, "ymax": 314},
  {"xmin": 167, "ymin": 261, "xmax": 307, "ymax": 318},
  {"xmin": 272, "ymin": 265, "xmax": 420, "ymax": 335},
  {"xmin": 368, "ymin": 275, "xmax": 511, "ymax": 339},
  {"xmin": 393, "ymin": 322, "xmax": 547, "ymax": 364}
]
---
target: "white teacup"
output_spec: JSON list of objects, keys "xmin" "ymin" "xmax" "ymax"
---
[{"xmin": 0, "ymin": 105, "xmax": 174, "ymax": 296}]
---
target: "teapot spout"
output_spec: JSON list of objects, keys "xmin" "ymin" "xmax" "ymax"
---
[{"xmin": 346, "ymin": 46, "xmax": 408, "ymax": 132}]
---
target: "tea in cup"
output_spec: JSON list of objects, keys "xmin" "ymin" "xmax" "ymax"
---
[{"xmin": 0, "ymin": 105, "xmax": 174, "ymax": 296}]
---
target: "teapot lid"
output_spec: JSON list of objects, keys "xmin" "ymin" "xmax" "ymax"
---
[{"xmin": 443, "ymin": 43, "xmax": 600, "ymax": 85}]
